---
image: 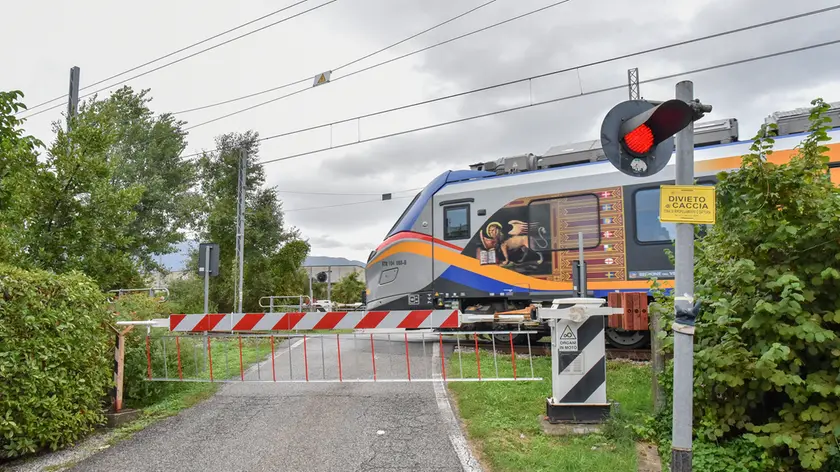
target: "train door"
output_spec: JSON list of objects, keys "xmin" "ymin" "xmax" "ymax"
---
[{"xmin": 434, "ymin": 198, "xmax": 475, "ymax": 309}]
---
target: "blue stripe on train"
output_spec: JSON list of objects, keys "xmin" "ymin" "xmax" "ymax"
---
[
  {"xmin": 440, "ymin": 265, "xmax": 672, "ymax": 298},
  {"xmin": 438, "ymin": 266, "xmax": 529, "ymax": 294}
]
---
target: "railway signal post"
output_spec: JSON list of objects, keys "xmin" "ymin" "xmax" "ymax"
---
[
  {"xmin": 601, "ymin": 83, "xmax": 712, "ymax": 471},
  {"xmin": 670, "ymin": 80, "xmax": 712, "ymax": 472}
]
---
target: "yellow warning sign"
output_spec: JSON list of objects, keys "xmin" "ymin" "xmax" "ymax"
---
[
  {"xmin": 659, "ymin": 185, "xmax": 716, "ymax": 224},
  {"xmin": 313, "ymin": 70, "xmax": 331, "ymax": 87}
]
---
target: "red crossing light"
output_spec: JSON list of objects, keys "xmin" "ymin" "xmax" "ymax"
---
[{"xmin": 622, "ymin": 124, "xmax": 654, "ymax": 154}]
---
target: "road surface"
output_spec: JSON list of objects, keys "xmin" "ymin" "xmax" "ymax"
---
[{"xmin": 70, "ymin": 334, "xmax": 480, "ymax": 472}]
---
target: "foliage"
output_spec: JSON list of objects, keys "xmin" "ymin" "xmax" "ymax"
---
[
  {"xmin": 1, "ymin": 88, "xmax": 197, "ymax": 290},
  {"xmin": 331, "ymin": 272, "xmax": 365, "ymax": 304},
  {"xmin": 75, "ymin": 87, "xmax": 199, "ymax": 273},
  {"xmin": 693, "ymin": 438, "xmax": 780, "ymax": 472},
  {"xmin": 0, "ymin": 264, "xmax": 112, "ymax": 458},
  {"xmin": 648, "ymin": 99, "xmax": 840, "ymax": 470},
  {"xmin": 167, "ymin": 276, "xmax": 215, "ymax": 315},
  {"xmin": 21, "ymin": 115, "xmax": 146, "ymax": 289},
  {"xmin": 194, "ymin": 132, "xmax": 309, "ymax": 312},
  {"xmin": 0, "ymin": 91, "xmax": 42, "ymax": 265}
]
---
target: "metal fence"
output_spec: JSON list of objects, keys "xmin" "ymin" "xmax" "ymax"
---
[{"xmin": 142, "ymin": 330, "xmax": 542, "ymax": 383}]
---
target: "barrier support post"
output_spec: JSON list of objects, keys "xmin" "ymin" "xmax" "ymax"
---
[
  {"xmin": 107, "ymin": 324, "xmax": 134, "ymax": 413},
  {"xmin": 539, "ymin": 298, "xmax": 621, "ymax": 423}
]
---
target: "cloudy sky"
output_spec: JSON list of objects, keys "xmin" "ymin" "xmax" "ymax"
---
[{"xmin": 6, "ymin": 0, "xmax": 840, "ymax": 263}]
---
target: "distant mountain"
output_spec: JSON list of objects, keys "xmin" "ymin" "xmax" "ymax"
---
[
  {"xmin": 305, "ymin": 256, "xmax": 364, "ymax": 267},
  {"xmin": 156, "ymin": 240, "xmax": 195, "ymax": 272}
]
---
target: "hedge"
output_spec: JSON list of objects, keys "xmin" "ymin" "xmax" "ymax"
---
[{"xmin": 0, "ymin": 264, "xmax": 113, "ymax": 458}]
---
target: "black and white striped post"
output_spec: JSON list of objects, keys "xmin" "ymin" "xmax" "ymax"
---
[{"xmin": 539, "ymin": 298, "xmax": 621, "ymax": 423}]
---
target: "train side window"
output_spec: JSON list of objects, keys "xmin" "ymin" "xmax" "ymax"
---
[
  {"xmin": 830, "ymin": 165, "xmax": 840, "ymax": 186},
  {"xmin": 444, "ymin": 205, "xmax": 470, "ymax": 240},
  {"xmin": 527, "ymin": 193, "xmax": 601, "ymax": 250},
  {"xmin": 635, "ymin": 189, "xmax": 676, "ymax": 243}
]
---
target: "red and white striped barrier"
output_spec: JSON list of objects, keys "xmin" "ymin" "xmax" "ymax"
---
[{"xmin": 169, "ymin": 310, "xmax": 461, "ymax": 332}]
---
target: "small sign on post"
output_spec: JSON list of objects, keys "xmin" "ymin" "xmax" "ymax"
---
[
  {"xmin": 659, "ymin": 185, "xmax": 716, "ymax": 224},
  {"xmin": 198, "ymin": 243, "xmax": 220, "ymax": 277},
  {"xmin": 313, "ymin": 70, "xmax": 332, "ymax": 87},
  {"xmin": 199, "ymin": 243, "xmax": 219, "ymax": 315}
]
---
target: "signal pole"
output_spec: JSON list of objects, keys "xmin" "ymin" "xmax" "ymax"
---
[
  {"xmin": 67, "ymin": 66, "xmax": 80, "ymax": 132},
  {"xmin": 627, "ymin": 68, "xmax": 640, "ymax": 100},
  {"xmin": 234, "ymin": 148, "xmax": 247, "ymax": 313},
  {"xmin": 671, "ymin": 80, "xmax": 696, "ymax": 471},
  {"xmin": 326, "ymin": 266, "xmax": 332, "ymax": 302}
]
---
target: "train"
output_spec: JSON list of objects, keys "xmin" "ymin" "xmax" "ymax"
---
[{"xmin": 364, "ymin": 102, "xmax": 840, "ymax": 348}]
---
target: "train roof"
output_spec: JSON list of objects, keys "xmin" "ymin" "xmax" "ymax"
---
[
  {"xmin": 468, "ymin": 102, "xmax": 840, "ymax": 177},
  {"xmin": 441, "ymin": 127, "xmax": 840, "ymax": 194}
]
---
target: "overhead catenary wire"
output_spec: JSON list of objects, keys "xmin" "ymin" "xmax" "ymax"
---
[
  {"xmin": 174, "ymin": 0, "xmax": 500, "ymax": 115},
  {"xmin": 176, "ymin": 4, "xmax": 840, "ymax": 160},
  {"xmin": 182, "ymin": 0, "xmax": 574, "ymax": 131},
  {"xmin": 285, "ymin": 195, "xmax": 413, "ymax": 212},
  {"xmin": 17, "ymin": 0, "xmax": 311, "ymax": 115},
  {"xmin": 256, "ymin": 38, "xmax": 840, "ymax": 166},
  {"xmin": 19, "ymin": 0, "xmax": 338, "ymax": 120},
  {"xmin": 276, "ymin": 187, "xmax": 422, "ymax": 196}
]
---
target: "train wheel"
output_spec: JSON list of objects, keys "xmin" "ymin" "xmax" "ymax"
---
[{"xmin": 605, "ymin": 328, "xmax": 650, "ymax": 349}]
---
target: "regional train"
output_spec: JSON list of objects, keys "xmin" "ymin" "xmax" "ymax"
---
[{"xmin": 365, "ymin": 103, "xmax": 840, "ymax": 348}]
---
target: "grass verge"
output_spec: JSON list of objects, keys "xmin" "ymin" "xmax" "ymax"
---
[{"xmin": 447, "ymin": 349, "xmax": 651, "ymax": 472}]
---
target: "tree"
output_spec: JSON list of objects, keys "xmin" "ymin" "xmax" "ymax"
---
[
  {"xmin": 70, "ymin": 87, "xmax": 198, "ymax": 273},
  {"xmin": 195, "ymin": 131, "xmax": 309, "ymax": 312},
  {"xmin": 1, "ymin": 87, "xmax": 197, "ymax": 290},
  {"xmin": 22, "ymin": 109, "xmax": 145, "ymax": 289},
  {"xmin": 332, "ymin": 272, "xmax": 365, "ymax": 304},
  {"xmin": 0, "ymin": 91, "xmax": 42, "ymax": 264}
]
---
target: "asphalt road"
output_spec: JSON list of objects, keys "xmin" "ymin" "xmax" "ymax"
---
[{"xmin": 70, "ymin": 334, "xmax": 476, "ymax": 472}]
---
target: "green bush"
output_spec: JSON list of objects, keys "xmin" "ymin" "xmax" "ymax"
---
[
  {"xmin": 0, "ymin": 264, "xmax": 113, "ymax": 458},
  {"xmin": 693, "ymin": 438, "xmax": 780, "ymax": 472},
  {"xmin": 648, "ymin": 100, "xmax": 840, "ymax": 470},
  {"xmin": 691, "ymin": 100, "xmax": 840, "ymax": 470}
]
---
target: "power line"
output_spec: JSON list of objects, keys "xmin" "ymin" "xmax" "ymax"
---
[
  {"xmin": 177, "ymin": 5, "xmax": 840, "ymax": 160},
  {"xmin": 285, "ymin": 195, "xmax": 412, "ymax": 212},
  {"xmin": 20, "ymin": 0, "xmax": 338, "ymax": 120},
  {"xmin": 277, "ymin": 187, "xmax": 422, "ymax": 196},
  {"xmin": 174, "ymin": 0, "xmax": 499, "ymax": 115},
  {"xmin": 182, "ymin": 0, "xmax": 573, "ymax": 131},
  {"xmin": 256, "ymin": 38, "xmax": 840, "ymax": 166},
  {"xmin": 18, "ymin": 0, "xmax": 311, "ymax": 115}
]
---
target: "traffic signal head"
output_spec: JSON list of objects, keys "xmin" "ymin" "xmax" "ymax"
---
[
  {"xmin": 316, "ymin": 271, "xmax": 328, "ymax": 283},
  {"xmin": 600, "ymin": 99, "xmax": 695, "ymax": 177}
]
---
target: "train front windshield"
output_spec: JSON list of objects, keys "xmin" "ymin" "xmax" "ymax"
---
[{"xmin": 385, "ymin": 192, "xmax": 421, "ymax": 237}]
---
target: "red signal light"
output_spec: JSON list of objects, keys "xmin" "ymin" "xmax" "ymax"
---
[{"xmin": 623, "ymin": 124, "xmax": 654, "ymax": 154}]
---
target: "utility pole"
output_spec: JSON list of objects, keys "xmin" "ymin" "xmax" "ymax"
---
[
  {"xmin": 671, "ymin": 80, "xmax": 697, "ymax": 472},
  {"xmin": 67, "ymin": 66, "xmax": 80, "ymax": 132},
  {"xmin": 627, "ymin": 67, "xmax": 640, "ymax": 100},
  {"xmin": 326, "ymin": 266, "xmax": 332, "ymax": 302},
  {"xmin": 308, "ymin": 267, "xmax": 314, "ymax": 303},
  {"xmin": 234, "ymin": 148, "xmax": 247, "ymax": 313}
]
